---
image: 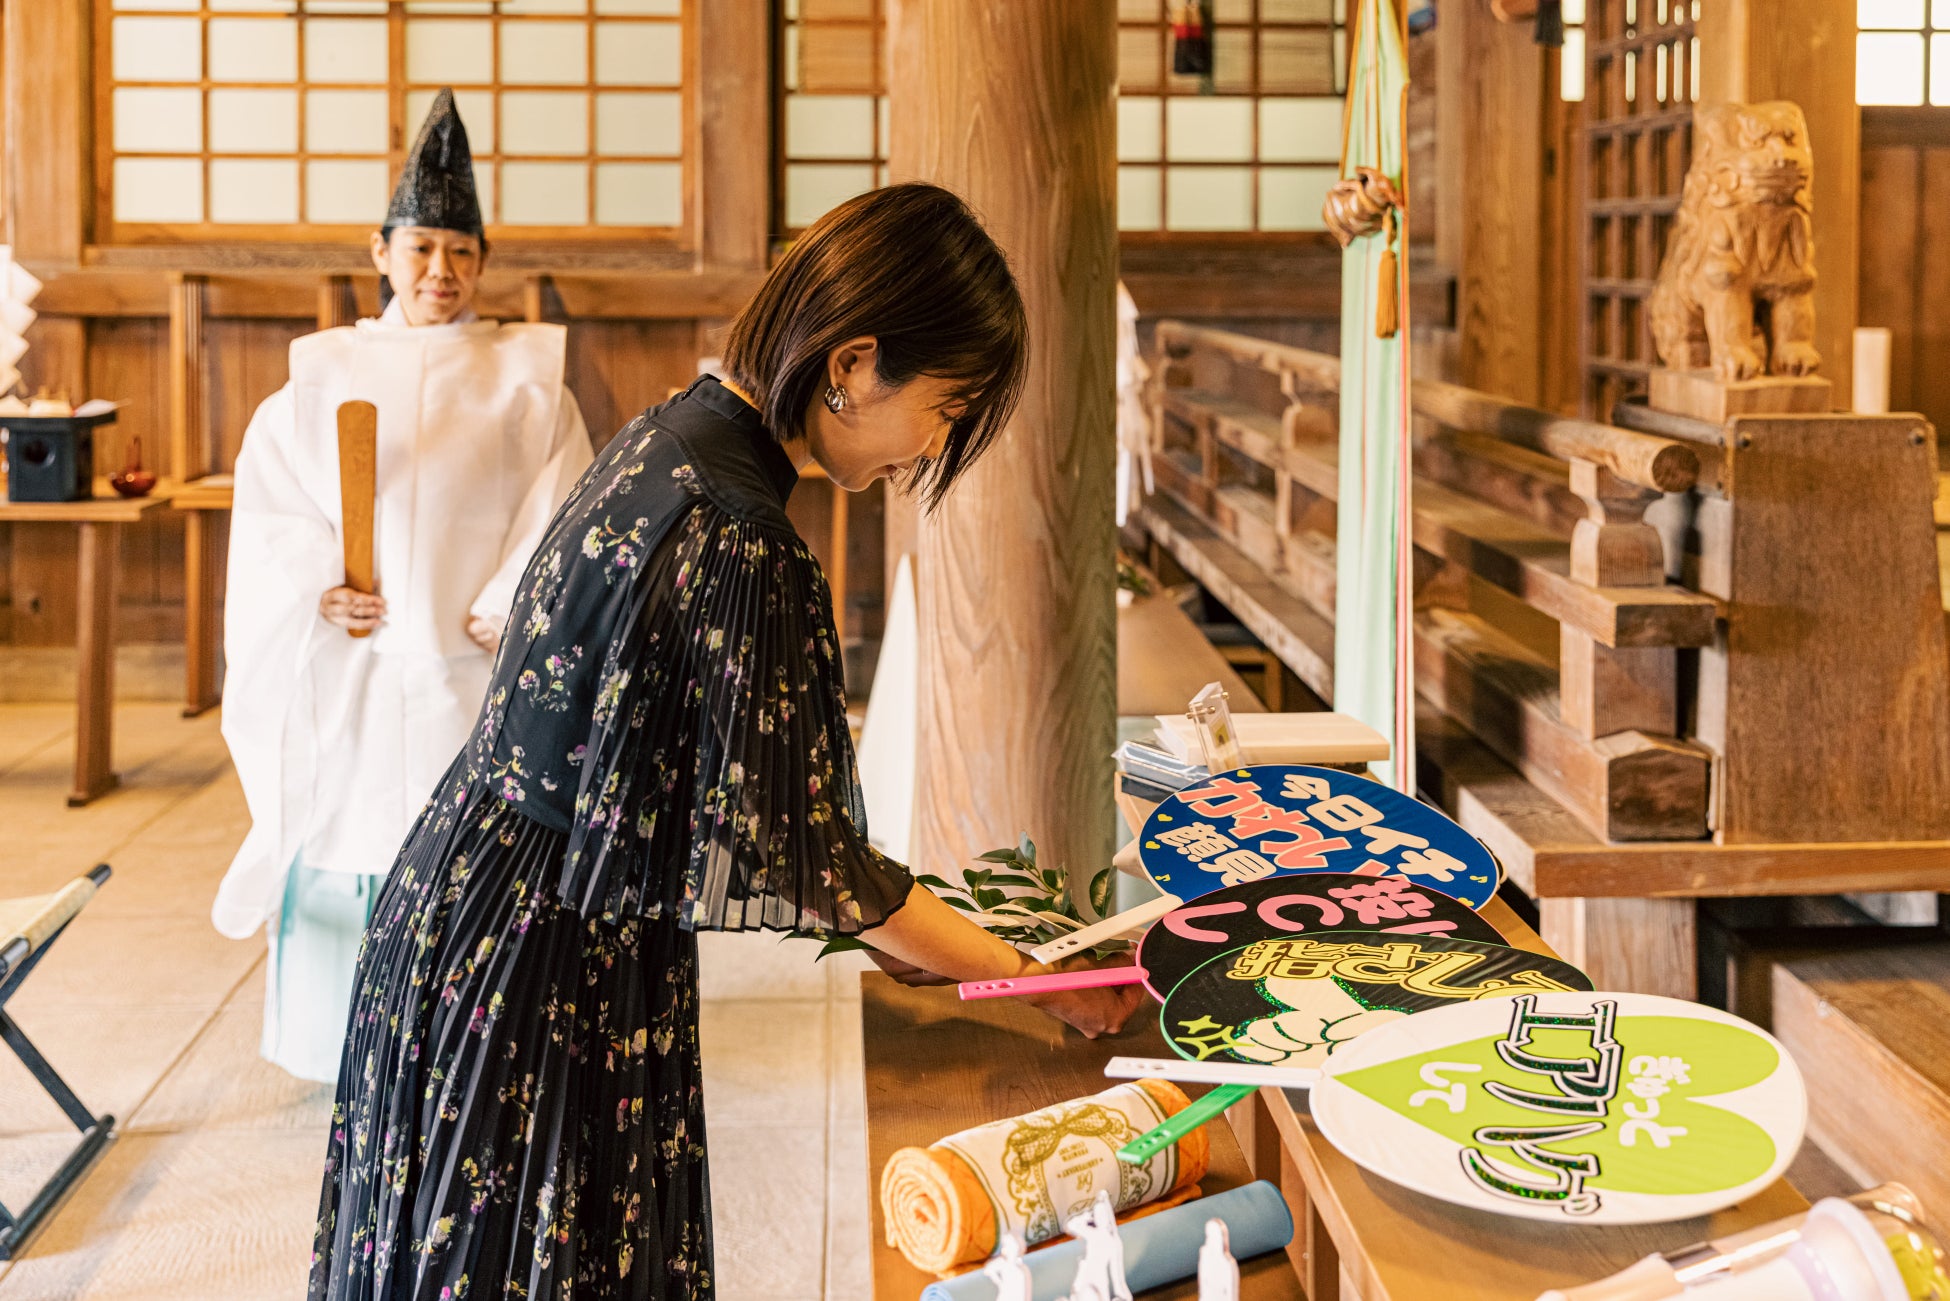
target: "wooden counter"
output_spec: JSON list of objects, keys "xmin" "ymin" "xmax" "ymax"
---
[
  {"xmin": 859, "ymin": 919, "xmax": 1809, "ymax": 1301},
  {"xmin": 863, "ymin": 975, "xmax": 1301, "ymax": 1301},
  {"xmin": 1116, "ymin": 584, "xmax": 1263, "ymax": 719}
]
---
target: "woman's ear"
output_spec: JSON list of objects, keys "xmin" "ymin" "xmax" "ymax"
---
[
  {"xmin": 368, "ymin": 230, "xmax": 391, "ymax": 276},
  {"xmin": 828, "ymin": 335, "xmax": 880, "ymax": 390}
]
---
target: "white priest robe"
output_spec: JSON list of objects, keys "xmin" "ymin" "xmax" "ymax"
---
[{"xmin": 212, "ymin": 302, "xmax": 592, "ymax": 940}]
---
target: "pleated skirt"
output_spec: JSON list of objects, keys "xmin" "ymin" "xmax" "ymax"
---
[{"xmin": 308, "ymin": 780, "xmax": 713, "ymax": 1301}]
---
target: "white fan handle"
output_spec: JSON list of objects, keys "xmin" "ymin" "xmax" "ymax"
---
[
  {"xmin": 1029, "ymin": 892, "xmax": 1181, "ymax": 964},
  {"xmin": 1105, "ymin": 1056, "xmax": 1320, "ymax": 1091}
]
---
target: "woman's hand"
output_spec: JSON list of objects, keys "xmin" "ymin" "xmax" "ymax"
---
[
  {"xmin": 863, "ymin": 887, "xmax": 1143, "ymax": 1038},
  {"xmin": 465, "ymin": 616, "xmax": 502, "ymax": 654},
  {"xmin": 1020, "ymin": 953, "xmax": 1145, "ymax": 1040},
  {"xmin": 319, "ymin": 586, "xmax": 386, "ymax": 633},
  {"xmin": 864, "ymin": 948, "xmax": 955, "ymax": 987}
]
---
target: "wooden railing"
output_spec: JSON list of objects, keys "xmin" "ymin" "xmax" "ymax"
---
[
  {"xmin": 1145, "ymin": 321, "xmax": 1720, "ymax": 845},
  {"xmin": 1137, "ymin": 321, "xmax": 1950, "ymax": 887}
]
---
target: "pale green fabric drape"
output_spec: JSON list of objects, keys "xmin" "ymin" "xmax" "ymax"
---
[{"xmin": 1333, "ymin": 0, "xmax": 1413, "ymax": 790}]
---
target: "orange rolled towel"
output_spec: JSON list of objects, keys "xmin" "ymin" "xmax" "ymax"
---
[{"xmin": 879, "ymin": 1078, "xmax": 1210, "ymax": 1277}]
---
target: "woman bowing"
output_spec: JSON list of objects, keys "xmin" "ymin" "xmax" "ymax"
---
[{"xmin": 308, "ymin": 183, "xmax": 1140, "ymax": 1300}]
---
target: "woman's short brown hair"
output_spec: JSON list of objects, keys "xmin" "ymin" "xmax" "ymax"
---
[{"xmin": 722, "ymin": 183, "xmax": 1028, "ymax": 508}]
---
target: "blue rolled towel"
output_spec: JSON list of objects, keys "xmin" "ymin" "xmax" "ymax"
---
[{"xmin": 919, "ymin": 1180, "xmax": 1293, "ymax": 1301}]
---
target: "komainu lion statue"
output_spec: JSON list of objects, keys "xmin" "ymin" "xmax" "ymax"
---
[{"xmin": 1649, "ymin": 100, "xmax": 1820, "ymax": 381}]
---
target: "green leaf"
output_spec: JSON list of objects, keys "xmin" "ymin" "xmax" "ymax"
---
[
  {"xmin": 938, "ymin": 894, "xmax": 979, "ymax": 912},
  {"xmin": 974, "ymin": 848, "xmax": 1021, "ymax": 865},
  {"xmin": 1018, "ymin": 834, "xmax": 1037, "ymax": 864},
  {"xmin": 1089, "ymin": 866, "xmax": 1114, "ymax": 917},
  {"xmin": 973, "ymin": 887, "xmax": 1009, "ymax": 911},
  {"xmin": 981, "ymin": 873, "xmax": 1043, "ymax": 891},
  {"xmin": 816, "ymin": 935, "xmax": 870, "ymax": 959}
]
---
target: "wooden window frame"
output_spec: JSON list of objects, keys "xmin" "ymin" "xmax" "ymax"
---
[
  {"xmin": 769, "ymin": 0, "xmax": 1345, "ymax": 245},
  {"xmin": 91, "ymin": 0, "xmax": 696, "ymax": 250},
  {"xmin": 1856, "ymin": 4, "xmax": 1949, "ymax": 109},
  {"xmin": 771, "ymin": 0, "xmax": 885, "ymax": 242},
  {"xmin": 1115, "ymin": 0, "xmax": 1346, "ymax": 241},
  {"xmin": 1575, "ymin": 0, "xmax": 1696, "ymax": 417}
]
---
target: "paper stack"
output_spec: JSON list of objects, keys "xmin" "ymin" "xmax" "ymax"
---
[{"xmin": 1152, "ymin": 712, "xmax": 1389, "ymax": 767}]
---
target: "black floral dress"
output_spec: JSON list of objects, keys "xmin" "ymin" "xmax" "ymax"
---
[{"xmin": 308, "ymin": 376, "xmax": 916, "ymax": 1300}]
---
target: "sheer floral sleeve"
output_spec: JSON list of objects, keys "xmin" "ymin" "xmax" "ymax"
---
[{"xmin": 557, "ymin": 501, "xmax": 915, "ymax": 934}]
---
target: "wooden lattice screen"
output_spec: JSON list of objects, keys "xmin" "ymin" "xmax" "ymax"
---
[{"xmin": 1579, "ymin": 0, "xmax": 1698, "ymax": 417}]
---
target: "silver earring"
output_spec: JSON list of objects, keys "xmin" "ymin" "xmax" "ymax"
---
[{"xmin": 824, "ymin": 384, "xmax": 847, "ymax": 414}]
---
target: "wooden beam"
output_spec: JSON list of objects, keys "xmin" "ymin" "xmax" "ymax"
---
[
  {"xmin": 31, "ymin": 266, "xmax": 766, "ymax": 321},
  {"xmin": 1414, "ymin": 606, "xmax": 1710, "ymax": 842},
  {"xmin": 1539, "ymin": 896, "xmax": 1698, "ymax": 998},
  {"xmin": 1436, "ymin": 0, "xmax": 1545, "ymax": 402},
  {"xmin": 696, "ymin": 0, "xmax": 771, "ymax": 270},
  {"xmin": 1414, "ymin": 701, "xmax": 1950, "ymax": 898},
  {"xmin": 894, "ymin": 0, "xmax": 1119, "ymax": 896},
  {"xmin": 5, "ymin": 0, "xmax": 88, "ymax": 262}
]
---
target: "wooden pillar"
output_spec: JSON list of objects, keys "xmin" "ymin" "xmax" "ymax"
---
[
  {"xmin": 1434, "ymin": 0, "xmax": 1545, "ymax": 402},
  {"xmin": 889, "ymin": 0, "xmax": 1119, "ymax": 891},
  {"xmin": 317, "ymin": 275, "xmax": 359, "ymax": 330},
  {"xmin": 5, "ymin": 0, "xmax": 87, "ymax": 265},
  {"xmin": 71, "ymin": 522, "xmax": 119, "ymax": 805},
  {"xmin": 169, "ymin": 274, "xmax": 210, "ymax": 482},
  {"xmin": 1697, "ymin": 0, "xmax": 1859, "ymax": 406}
]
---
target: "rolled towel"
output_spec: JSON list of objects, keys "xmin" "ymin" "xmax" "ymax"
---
[
  {"xmin": 921, "ymin": 1180, "xmax": 1295, "ymax": 1301},
  {"xmin": 881, "ymin": 1079, "xmax": 1210, "ymax": 1276}
]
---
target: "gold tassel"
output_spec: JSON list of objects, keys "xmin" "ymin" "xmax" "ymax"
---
[{"xmin": 1375, "ymin": 208, "xmax": 1400, "ymax": 340}]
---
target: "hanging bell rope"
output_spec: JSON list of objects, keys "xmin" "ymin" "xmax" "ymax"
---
[{"xmin": 1322, "ymin": 166, "xmax": 1405, "ymax": 339}]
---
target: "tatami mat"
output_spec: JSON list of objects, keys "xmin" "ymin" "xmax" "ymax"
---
[{"xmin": 0, "ymin": 703, "xmax": 872, "ymax": 1301}]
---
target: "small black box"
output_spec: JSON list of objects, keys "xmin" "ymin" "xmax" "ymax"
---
[{"xmin": 2, "ymin": 412, "xmax": 118, "ymax": 503}]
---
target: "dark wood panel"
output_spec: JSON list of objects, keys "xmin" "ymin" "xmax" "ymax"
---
[
  {"xmin": 564, "ymin": 318, "xmax": 703, "ymax": 450},
  {"xmin": 1860, "ymin": 144, "xmax": 1922, "ymax": 420},
  {"xmin": 208, "ymin": 319, "xmax": 309, "ymax": 471},
  {"xmin": 88, "ymin": 317, "xmax": 183, "ymax": 642}
]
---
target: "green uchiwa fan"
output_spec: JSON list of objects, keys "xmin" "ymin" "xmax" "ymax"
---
[{"xmin": 1114, "ymin": 933, "xmax": 1591, "ymax": 1168}]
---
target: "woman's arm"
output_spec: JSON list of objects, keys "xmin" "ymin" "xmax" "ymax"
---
[{"xmin": 862, "ymin": 886, "xmax": 1144, "ymax": 1039}]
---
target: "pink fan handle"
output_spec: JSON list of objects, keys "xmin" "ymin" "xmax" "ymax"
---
[{"xmin": 958, "ymin": 966, "xmax": 1147, "ymax": 999}]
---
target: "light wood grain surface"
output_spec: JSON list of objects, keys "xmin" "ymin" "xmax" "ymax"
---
[
  {"xmin": 1117, "ymin": 589, "xmax": 1263, "ymax": 720},
  {"xmin": 896, "ymin": 0, "xmax": 1121, "ymax": 899},
  {"xmin": 1773, "ymin": 942, "xmax": 1950, "ymax": 1220},
  {"xmin": 0, "ymin": 491, "xmax": 172, "ymax": 525},
  {"xmin": 861, "ymin": 975, "xmax": 1300, "ymax": 1301}
]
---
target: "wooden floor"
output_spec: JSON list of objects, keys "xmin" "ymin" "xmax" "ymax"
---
[{"xmin": 0, "ymin": 702, "xmax": 874, "ymax": 1300}]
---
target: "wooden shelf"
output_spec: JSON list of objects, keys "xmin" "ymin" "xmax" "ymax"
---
[
  {"xmin": 1137, "ymin": 495, "xmax": 1950, "ymax": 900},
  {"xmin": 0, "ymin": 485, "xmax": 172, "ymax": 524}
]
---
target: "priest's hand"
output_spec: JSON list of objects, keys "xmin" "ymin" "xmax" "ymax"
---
[
  {"xmin": 319, "ymin": 586, "xmax": 386, "ymax": 633},
  {"xmin": 465, "ymin": 616, "xmax": 502, "ymax": 654}
]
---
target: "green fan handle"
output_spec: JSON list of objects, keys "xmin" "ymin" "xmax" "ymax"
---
[{"xmin": 1116, "ymin": 1083, "xmax": 1257, "ymax": 1166}]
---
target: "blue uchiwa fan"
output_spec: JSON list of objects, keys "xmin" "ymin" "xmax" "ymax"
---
[
  {"xmin": 1135, "ymin": 764, "xmax": 1501, "ymax": 909},
  {"xmin": 1031, "ymin": 764, "xmax": 1502, "ymax": 966}
]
